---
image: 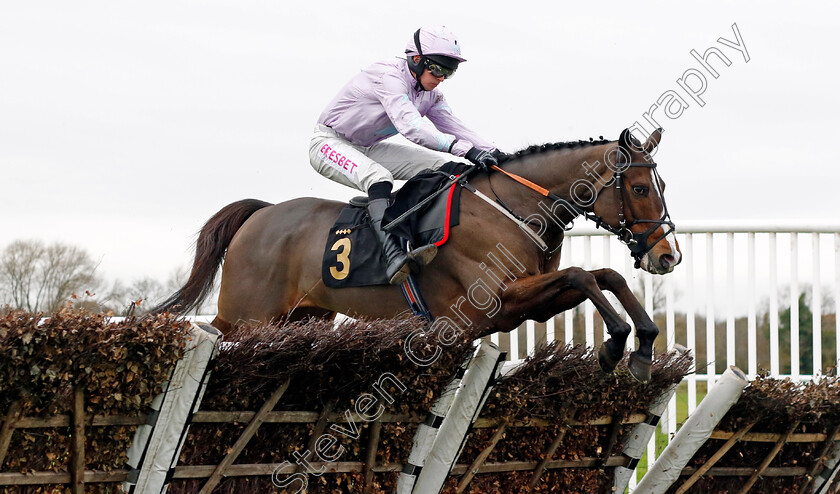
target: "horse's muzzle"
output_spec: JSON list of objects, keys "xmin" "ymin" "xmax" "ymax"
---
[{"xmin": 659, "ymin": 253, "xmax": 679, "ymax": 271}]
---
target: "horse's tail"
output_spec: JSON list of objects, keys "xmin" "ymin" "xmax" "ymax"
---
[{"xmin": 152, "ymin": 198, "xmax": 272, "ymax": 315}]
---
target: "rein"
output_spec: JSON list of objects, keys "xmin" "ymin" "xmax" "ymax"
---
[{"xmin": 488, "ymin": 162, "xmax": 675, "ymax": 268}]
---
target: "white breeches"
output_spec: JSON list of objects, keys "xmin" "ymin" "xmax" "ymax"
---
[{"xmin": 309, "ymin": 124, "xmax": 458, "ymax": 193}]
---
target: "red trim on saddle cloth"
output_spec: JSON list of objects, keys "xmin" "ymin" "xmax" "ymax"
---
[{"xmin": 434, "ymin": 180, "xmax": 459, "ymax": 247}]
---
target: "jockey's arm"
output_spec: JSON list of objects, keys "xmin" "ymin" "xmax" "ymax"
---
[
  {"xmin": 424, "ymin": 93, "xmax": 498, "ymax": 155},
  {"xmin": 373, "ymin": 72, "xmax": 474, "ymax": 157}
]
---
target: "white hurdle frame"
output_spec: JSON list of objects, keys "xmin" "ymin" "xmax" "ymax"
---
[{"xmin": 490, "ymin": 221, "xmax": 840, "ymax": 487}]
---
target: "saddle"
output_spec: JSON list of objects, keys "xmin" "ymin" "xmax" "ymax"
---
[{"xmin": 321, "ymin": 161, "xmax": 470, "ymax": 288}]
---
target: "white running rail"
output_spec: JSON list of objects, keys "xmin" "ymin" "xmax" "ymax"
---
[{"xmin": 496, "ymin": 220, "xmax": 840, "ymax": 488}]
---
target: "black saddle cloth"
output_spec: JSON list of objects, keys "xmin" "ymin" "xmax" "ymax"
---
[
  {"xmin": 384, "ymin": 161, "xmax": 470, "ymax": 246},
  {"xmin": 322, "ymin": 161, "xmax": 470, "ymax": 288}
]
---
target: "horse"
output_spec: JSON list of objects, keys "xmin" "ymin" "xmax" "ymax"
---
[{"xmin": 155, "ymin": 128, "xmax": 681, "ymax": 381}]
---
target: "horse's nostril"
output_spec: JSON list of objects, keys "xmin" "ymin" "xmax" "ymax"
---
[{"xmin": 661, "ymin": 254, "xmax": 675, "ymax": 269}]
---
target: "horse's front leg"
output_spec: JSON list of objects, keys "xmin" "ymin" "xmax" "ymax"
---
[
  {"xmin": 588, "ymin": 268, "xmax": 660, "ymax": 382},
  {"xmin": 496, "ymin": 267, "xmax": 634, "ymax": 377}
]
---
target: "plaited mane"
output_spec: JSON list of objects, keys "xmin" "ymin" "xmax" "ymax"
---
[{"xmin": 498, "ymin": 137, "xmax": 612, "ymax": 164}]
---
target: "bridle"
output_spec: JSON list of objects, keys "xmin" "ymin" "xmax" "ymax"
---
[
  {"xmin": 489, "ymin": 157, "xmax": 675, "ymax": 268},
  {"xmin": 611, "ymin": 162, "xmax": 675, "ymax": 267}
]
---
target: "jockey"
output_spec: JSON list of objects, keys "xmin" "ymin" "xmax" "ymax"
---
[{"xmin": 309, "ymin": 25, "xmax": 500, "ymax": 285}]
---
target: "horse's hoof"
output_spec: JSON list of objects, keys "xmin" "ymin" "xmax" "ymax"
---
[
  {"xmin": 598, "ymin": 343, "xmax": 619, "ymax": 374},
  {"xmin": 628, "ymin": 352, "xmax": 652, "ymax": 382}
]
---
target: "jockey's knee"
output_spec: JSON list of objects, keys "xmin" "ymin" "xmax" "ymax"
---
[{"xmin": 358, "ymin": 167, "xmax": 394, "ymax": 195}]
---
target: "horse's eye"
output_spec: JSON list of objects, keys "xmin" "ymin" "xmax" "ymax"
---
[{"xmin": 632, "ymin": 185, "xmax": 648, "ymax": 196}]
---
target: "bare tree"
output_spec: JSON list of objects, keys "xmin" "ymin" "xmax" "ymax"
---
[
  {"xmin": 0, "ymin": 240, "xmax": 41, "ymax": 309},
  {"xmin": 0, "ymin": 240, "xmax": 100, "ymax": 312},
  {"xmin": 100, "ymin": 276, "xmax": 170, "ymax": 315},
  {"xmin": 632, "ymin": 275, "xmax": 675, "ymax": 314},
  {"xmin": 98, "ymin": 267, "xmax": 217, "ymax": 316}
]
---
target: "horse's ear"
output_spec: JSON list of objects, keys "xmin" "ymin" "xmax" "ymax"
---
[
  {"xmin": 619, "ymin": 128, "xmax": 644, "ymax": 155},
  {"xmin": 619, "ymin": 128, "xmax": 633, "ymax": 150},
  {"xmin": 643, "ymin": 127, "xmax": 664, "ymax": 153}
]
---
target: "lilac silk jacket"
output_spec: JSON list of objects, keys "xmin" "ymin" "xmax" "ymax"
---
[{"xmin": 317, "ymin": 59, "xmax": 495, "ymax": 156}]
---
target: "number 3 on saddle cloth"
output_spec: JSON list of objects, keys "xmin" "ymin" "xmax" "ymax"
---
[{"xmin": 321, "ymin": 161, "xmax": 471, "ymax": 288}]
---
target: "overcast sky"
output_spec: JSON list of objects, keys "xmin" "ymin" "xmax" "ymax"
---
[{"xmin": 2, "ymin": 1, "xmax": 838, "ymax": 285}]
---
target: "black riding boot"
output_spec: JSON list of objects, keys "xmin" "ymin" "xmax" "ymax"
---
[
  {"xmin": 367, "ymin": 198, "xmax": 411, "ymax": 285},
  {"xmin": 367, "ymin": 198, "xmax": 439, "ymax": 285}
]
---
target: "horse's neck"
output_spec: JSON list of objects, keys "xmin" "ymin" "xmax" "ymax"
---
[{"xmin": 497, "ymin": 143, "xmax": 616, "ymax": 220}]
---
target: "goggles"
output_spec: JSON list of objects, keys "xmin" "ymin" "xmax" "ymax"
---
[{"xmin": 424, "ymin": 58, "xmax": 456, "ymax": 79}]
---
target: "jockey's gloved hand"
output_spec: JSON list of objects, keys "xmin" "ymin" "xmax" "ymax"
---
[
  {"xmin": 465, "ymin": 147, "xmax": 498, "ymax": 173},
  {"xmin": 491, "ymin": 149, "xmax": 509, "ymax": 163}
]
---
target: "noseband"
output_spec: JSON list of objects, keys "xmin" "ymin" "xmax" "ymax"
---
[{"xmin": 490, "ymin": 160, "xmax": 675, "ymax": 268}]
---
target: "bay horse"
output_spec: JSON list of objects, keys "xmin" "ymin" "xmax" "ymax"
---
[{"xmin": 156, "ymin": 128, "xmax": 681, "ymax": 381}]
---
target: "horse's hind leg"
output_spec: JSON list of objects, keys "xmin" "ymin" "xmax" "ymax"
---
[
  {"xmin": 211, "ymin": 309, "xmax": 336, "ymax": 333},
  {"xmin": 285, "ymin": 308, "xmax": 336, "ymax": 324},
  {"xmin": 210, "ymin": 316, "xmax": 233, "ymax": 335},
  {"xmin": 589, "ymin": 268, "xmax": 659, "ymax": 382}
]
